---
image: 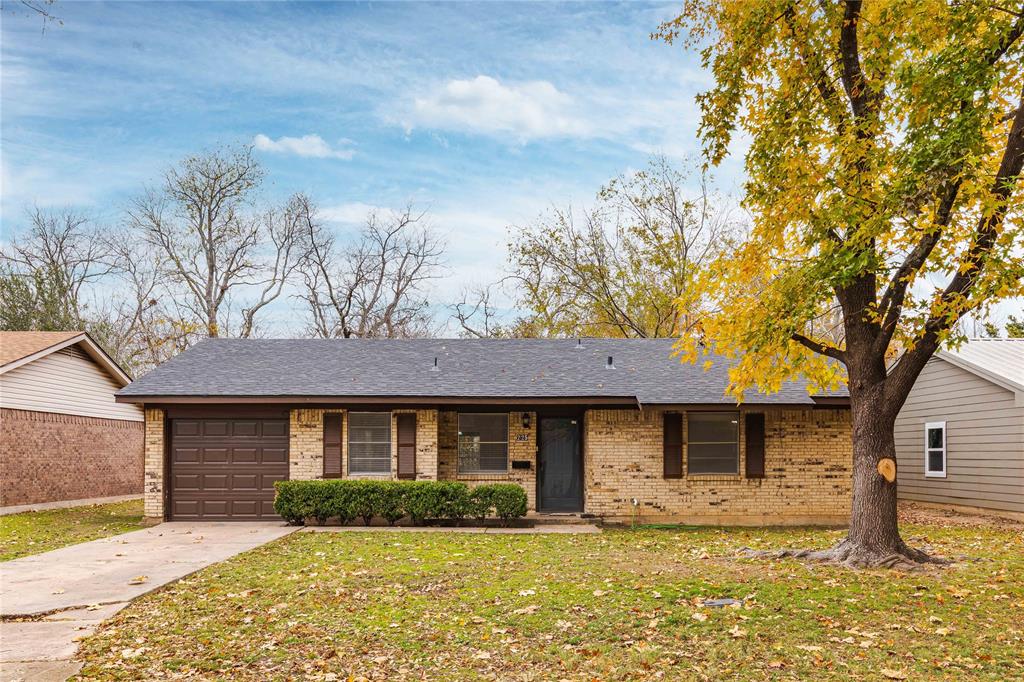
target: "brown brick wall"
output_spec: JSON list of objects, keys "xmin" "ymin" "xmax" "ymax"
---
[
  {"xmin": 585, "ymin": 408, "xmax": 852, "ymax": 525},
  {"xmin": 1, "ymin": 407, "xmax": 144, "ymax": 507}
]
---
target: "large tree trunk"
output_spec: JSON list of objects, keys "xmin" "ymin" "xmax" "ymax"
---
[
  {"xmin": 743, "ymin": 367, "xmax": 947, "ymax": 569},
  {"xmin": 846, "ymin": 395, "xmax": 901, "ymax": 553},
  {"xmin": 825, "ymin": 396, "xmax": 939, "ymax": 567}
]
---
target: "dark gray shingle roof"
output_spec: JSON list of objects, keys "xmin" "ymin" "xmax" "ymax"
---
[{"xmin": 118, "ymin": 338, "xmax": 846, "ymax": 405}]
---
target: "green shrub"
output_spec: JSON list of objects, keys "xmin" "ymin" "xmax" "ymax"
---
[
  {"xmin": 324, "ymin": 481, "xmax": 358, "ymax": 525},
  {"xmin": 403, "ymin": 481, "xmax": 470, "ymax": 525},
  {"xmin": 467, "ymin": 487, "xmax": 493, "ymax": 522},
  {"xmin": 376, "ymin": 482, "xmax": 406, "ymax": 525},
  {"xmin": 273, "ymin": 480, "xmax": 308, "ymax": 525},
  {"xmin": 350, "ymin": 480, "xmax": 382, "ymax": 525},
  {"xmin": 485, "ymin": 484, "xmax": 528, "ymax": 525},
  {"xmin": 273, "ymin": 480, "xmax": 524, "ymax": 526}
]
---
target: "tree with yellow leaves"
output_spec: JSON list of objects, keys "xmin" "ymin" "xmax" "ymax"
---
[{"xmin": 659, "ymin": 1, "xmax": 1023, "ymax": 567}]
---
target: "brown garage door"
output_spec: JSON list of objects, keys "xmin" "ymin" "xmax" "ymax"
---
[{"xmin": 169, "ymin": 418, "xmax": 288, "ymax": 520}]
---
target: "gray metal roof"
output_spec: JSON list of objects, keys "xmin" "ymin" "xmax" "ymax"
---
[
  {"xmin": 938, "ymin": 338, "xmax": 1024, "ymax": 395},
  {"xmin": 117, "ymin": 338, "xmax": 847, "ymax": 405}
]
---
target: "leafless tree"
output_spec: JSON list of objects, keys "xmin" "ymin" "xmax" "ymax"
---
[
  {"xmin": 0, "ymin": 208, "xmax": 180, "ymax": 374},
  {"xmin": 1, "ymin": 206, "xmax": 118, "ymax": 319},
  {"xmin": 506, "ymin": 156, "xmax": 742, "ymax": 338},
  {"xmin": 127, "ymin": 145, "xmax": 306, "ymax": 338},
  {"xmin": 296, "ymin": 198, "xmax": 445, "ymax": 338}
]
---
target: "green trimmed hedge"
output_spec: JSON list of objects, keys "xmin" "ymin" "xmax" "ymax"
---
[{"xmin": 273, "ymin": 480, "xmax": 528, "ymax": 526}]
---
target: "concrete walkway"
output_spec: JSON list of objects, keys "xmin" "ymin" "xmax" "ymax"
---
[
  {"xmin": 0, "ymin": 522, "xmax": 296, "ymax": 682},
  {"xmin": 0, "ymin": 495, "xmax": 142, "ymax": 517}
]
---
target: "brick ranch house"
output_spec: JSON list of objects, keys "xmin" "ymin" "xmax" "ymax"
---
[
  {"xmin": 1, "ymin": 331, "xmax": 143, "ymax": 507},
  {"xmin": 116, "ymin": 338, "xmax": 853, "ymax": 525}
]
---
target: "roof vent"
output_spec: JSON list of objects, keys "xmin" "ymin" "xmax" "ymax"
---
[
  {"xmin": 606, "ymin": 355, "xmax": 615, "ymax": 370},
  {"xmin": 431, "ymin": 356, "xmax": 439, "ymax": 372},
  {"xmin": 575, "ymin": 338, "xmax": 583, "ymax": 349}
]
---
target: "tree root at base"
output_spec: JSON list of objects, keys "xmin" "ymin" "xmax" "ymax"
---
[{"xmin": 738, "ymin": 538, "xmax": 951, "ymax": 570}]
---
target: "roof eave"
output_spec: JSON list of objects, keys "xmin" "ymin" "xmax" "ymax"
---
[
  {"xmin": 115, "ymin": 393, "xmax": 846, "ymax": 407},
  {"xmin": 935, "ymin": 350, "xmax": 1024, "ymax": 399},
  {"xmin": 0, "ymin": 332, "xmax": 133, "ymax": 386}
]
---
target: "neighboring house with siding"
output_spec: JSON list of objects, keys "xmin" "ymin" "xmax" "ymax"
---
[
  {"xmin": 894, "ymin": 338, "xmax": 1024, "ymax": 517},
  {"xmin": 116, "ymin": 338, "xmax": 853, "ymax": 525},
  {"xmin": 0, "ymin": 331, "xmax": 143, "ymax": 507}
]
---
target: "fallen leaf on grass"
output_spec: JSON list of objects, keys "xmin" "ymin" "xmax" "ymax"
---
[
  {"xmin": 729, "ymin": 625, "xmax": 747, "ymax": 639},
  {"xmin": 691, "ymin": 612, "xmax": 707, "ymax": 622},
  {"xmin": 513, "ymin": 605, "xmax": 539, "ymax": 615},
  {"xmin": 795, "ymin": 645, "xmax": 823, "ymax": 652},
  {"xmin": 881, "ymin": 670, "xmax": 907, "ymax": 680}
]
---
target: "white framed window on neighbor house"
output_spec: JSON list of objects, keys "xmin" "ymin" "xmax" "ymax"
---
[{"xmin": 924, "ymin": 421, "xmax": 946, "ymax": 478}]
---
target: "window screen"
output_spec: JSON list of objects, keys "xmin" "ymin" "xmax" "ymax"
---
[
  {"xmin": 925, "ymin": 422, "xmax": 946, "ymax": 477},
  {"xmin": 458, "ymin": 413, "xmax": 508, "ymax": 473},
  {"xmin": 687, "ymin": 412, "xmax": 739, "ymax": 475},
  {"xmin": 348, "ymin": 412, "xmax": 391, "ymax": 474}
]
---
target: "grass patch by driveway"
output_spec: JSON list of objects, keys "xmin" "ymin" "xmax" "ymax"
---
[
  {"xmin": 75, "ymin": 519, "xmax": 1023, "ymax": 681},
  {"xmin": 0, "ymin": 499, "xmax": 145, "ymax": 561}
]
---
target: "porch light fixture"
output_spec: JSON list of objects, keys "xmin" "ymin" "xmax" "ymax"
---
[{"xmin": 522, "ymin": 413, "xmax": 531, "ymax": 429}]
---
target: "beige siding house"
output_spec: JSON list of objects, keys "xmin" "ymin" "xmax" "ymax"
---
[
  {"xmin": 894, "ymin": 339, "xmax": 1024, "ymax": 516},
  {"xmin": 0, "ymin": 332, "xmax": 144, "ymax": 507}
]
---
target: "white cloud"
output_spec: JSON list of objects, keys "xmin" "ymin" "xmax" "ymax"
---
[
  {"xmin": 253, "ymin": 134, "xmax": 355, "ymax": 160},
  {"xmin": 409, "ymin": 75, "xmax": 589, "ymax": 141},
  {"xmin": 319, "ymin": 201, "xmax": 386, "ymax": 225}
]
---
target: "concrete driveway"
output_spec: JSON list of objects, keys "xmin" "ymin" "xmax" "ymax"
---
[{"xmin": 0, "ymin": 522, "xmax": 297, "ymax": 682}]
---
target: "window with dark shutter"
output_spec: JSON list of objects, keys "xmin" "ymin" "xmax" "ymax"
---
[
  {"xmin": 323, "ymin": 413, "xmax": 342, "ymax": 478},
  {"xmin": 745, "ymin": 413, "xmax": 765, "ymax": 479},
  {"xmin": 663, "ymin": 412, "xmax": 682, "ymax": 478},
  {"xmin": 348, "ymin": 412, "xmax": 392, "ymax": 474},
  {"xmin": 397, "ymin": 413, "xmax": 416, "ymax": 480},
  {"xmin": 687, "ymin": 412, "xmax": 739, "ymax": 474}
]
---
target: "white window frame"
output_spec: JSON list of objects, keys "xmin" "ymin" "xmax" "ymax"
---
[
  {"xmin": 457, "ymin": 412, "xmax": 509, "ymax": 474},
  {"xmin": 924, "ymin": 421, "xmax": 946, "ymax": 478},
  {"xmin": 348, "ymin": 411, "xmax": 392, "ymax": 475}
]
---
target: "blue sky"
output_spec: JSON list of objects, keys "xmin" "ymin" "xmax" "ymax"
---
[
  {"xmin": 3, "ymin": 1, "xmax": 1018, "ymax": 333},
  {"xmin": 3, "ymin": 1, "xmax": 744, "ymax": 331}
]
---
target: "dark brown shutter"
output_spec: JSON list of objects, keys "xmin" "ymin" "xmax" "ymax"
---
[
  {"xmin": 663, "ymin": 412, "xmax": 683, "ymax": 478},
  {"xmin": 397, "ymin": 413, "xmax": 417, "ymax": 480},
  {"xmin": 745, "ymin": 412, "xmax": 765, "ymax": 479},
  {"xmin": 323, "ymin": 413, "xmax": 342, "ymax": 478}
]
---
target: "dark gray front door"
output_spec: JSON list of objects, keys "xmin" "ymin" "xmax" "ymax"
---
[{"xmin": 538, "ymin": 417, "xmax": 582, "ymax": 512}]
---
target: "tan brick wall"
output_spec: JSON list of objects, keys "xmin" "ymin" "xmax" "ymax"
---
[
  {"xmin": 584, "ymin": 408, "xmax": 852, "ymax": 525},
  {"xmin": 0, "ymin": 408, "xmax": 144, "ymax": 507},
  {"xmin": 143, "ymin": 408, "xmax": 164, "ymax": 519},
  {"xmin": 413, "ymin": 409, "xmax": 439, "ymax": 480},
  {"xmin": 289, "ymin": 408, "xmax": 344, "ymax": 480},
  {"xmin": 437, "ymin": 410, "xmax": 537, "ymax": 510},
  {"xmin": 289, "ymin": 408, "xmax": 439, "ymax": 481}
]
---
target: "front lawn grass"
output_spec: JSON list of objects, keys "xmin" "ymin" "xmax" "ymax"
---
[
  {"xmin": 75, "ymin": 521, "xmax": 1023, "ymax": 681},
  {"xmin": 0, "ymin": 498, "xmax": 145, "ymax": 561}
]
